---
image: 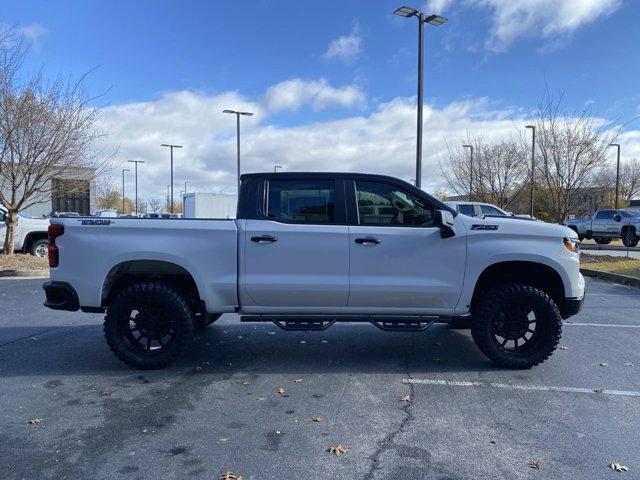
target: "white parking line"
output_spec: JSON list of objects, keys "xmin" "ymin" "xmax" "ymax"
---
[
  {"xmin": 565, "ymin": 322, "xmax": 640, "ymax": 328},
  {"xmin": 403, "ymin": 378, "xmax": 640, "ymax": 397}
]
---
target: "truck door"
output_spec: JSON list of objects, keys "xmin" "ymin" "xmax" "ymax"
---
[
  {"xmin": 240, "ymin": 178, "xmax": 350, "ymax": 310},
  {"xmin": 347, "ymin": 180, "xmax": 466, "ymax": 314},
  {"xmin": 592, "ymin": 210, "xmax": 614, "ymax": 236}
]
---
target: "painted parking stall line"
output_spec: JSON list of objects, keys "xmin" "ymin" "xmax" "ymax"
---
[
  {"xmin": 565, "ymin": 323, "xmax": 640, "ymax": 328},
  {"xmin": 403, "ymin": 378, "xmax": 640, "ymax": 397}
]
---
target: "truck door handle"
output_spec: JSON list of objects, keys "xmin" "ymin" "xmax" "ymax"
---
[
  {"xmin": 251, "ymin": 235, "xmax": 278, "ymax": 243},
  {"xmin": 354, "ymin": 237, "xmax": 381, "ymax": 245}
]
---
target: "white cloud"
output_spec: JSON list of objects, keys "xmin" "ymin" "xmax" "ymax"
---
[
  {"xmin": 265, "ymin": 78, "xmax": 365, "ymax": 112},
  {"xmin": 477, "ymin": 0, "xmax": 621, "ymax": 51},
  {"xmin": 1, "ymin": 22, "xmax": 48, "ymax": 50},
  {"xmin": 426, "ymin": 0, "xmax": 455, "ymax": 13},
  {"xmin": 99, "ymin": 87, "xmax": 542, "ymax": 200},
  {"xmin": 323, "ymin": 26, "xmax": 362, "ymax": 64}
]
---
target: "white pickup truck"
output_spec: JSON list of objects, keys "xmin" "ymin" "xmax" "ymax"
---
[
  {"xmin": 43, "ymin": 172, "xmax": 585, "ymax": 369},
  {"xmin": 1, "ymin": 207, "xmax": 51, "ymax": 256}
]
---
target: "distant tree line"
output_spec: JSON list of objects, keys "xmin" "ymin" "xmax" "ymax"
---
[{"xmin": 440, "ymin": 92, "xmax": 640, "ymax": 223}]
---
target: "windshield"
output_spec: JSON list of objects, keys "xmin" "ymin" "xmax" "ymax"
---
[{"xmin": 621, "ymin": 210, "xmax": 640, "ymax": 217}]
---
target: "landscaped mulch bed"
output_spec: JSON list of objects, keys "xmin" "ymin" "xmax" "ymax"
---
[{"xmin": 0, "ymin": 254, "xmax": 49, "ymax": 272}]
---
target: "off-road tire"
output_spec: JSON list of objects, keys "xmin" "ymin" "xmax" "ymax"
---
[
  {"xmin": 471, "ymin": 284, "xmax": 562, "ymax": 369},
  {"xmin": 595, "ymin": 238, "xmax": 612, "ymax": 245},
  {"xmin": 104, "ymin": 282, "xmax": 194, "ymax": 369},
  {"xmin": 622, "ymin": 229, "xmax": 639, "ymax": 248},
  {"xmin": 194, "ymin": 312, "xmax": 222, "ymax": 329}
]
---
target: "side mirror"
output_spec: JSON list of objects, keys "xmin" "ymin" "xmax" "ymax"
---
[
  {"xmin": 434, "ymin": 209, "xmax": 456, "ymax": 238},
  {"xmin": 613, "ymin": 213, "xmax": 621, "ymax": 222}
]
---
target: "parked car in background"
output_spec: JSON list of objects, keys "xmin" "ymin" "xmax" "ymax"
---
[
  {"xmin": 565, "ymin": 209, "xmax": 640, "ymax": 247},
  {"xmin": 447, "ymin": 201, "xmax": 535, "ymax": 220},
  {"xmin": 94, "ymin": 210, "xmax": 118, "ymax": 218},
  {"xmin": 53, "ymin": 212, "xmax": 80, "ymax": 218},
  {"xmin": 0, "ymin": 207, "xmax": 50, "ymax": 256}
]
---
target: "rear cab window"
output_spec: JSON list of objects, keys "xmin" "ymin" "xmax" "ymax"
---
[{"xmin": 265, "ymin": 179, "xmax": 336, "ymax": 224}]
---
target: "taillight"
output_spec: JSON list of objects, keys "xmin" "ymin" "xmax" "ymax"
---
[{"xmin": 48, "ymin": 224, "xmax": 64, "ymax": 267}]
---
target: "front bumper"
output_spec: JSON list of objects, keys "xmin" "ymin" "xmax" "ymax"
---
[
  {"xmin": 43, "ymin": 281, "xmax": 80, "ymax": 311},
  {"xmin": 559, "ymin": 294, "xmax": 585, "ymax": 319}
]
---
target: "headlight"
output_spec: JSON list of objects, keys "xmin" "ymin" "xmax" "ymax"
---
[{"xmin": 563, "ymin": 237, "xmax": 580, "ymax": 254}]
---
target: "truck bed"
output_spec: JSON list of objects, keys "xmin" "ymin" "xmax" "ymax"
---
[{"xmin": 49, "ymin": 217, "xmax": 239, "ymax": 312}]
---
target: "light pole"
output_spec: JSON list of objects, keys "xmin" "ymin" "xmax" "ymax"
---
[
  {"xmin": 184, "ymin": 181, "xmax": 190, "ymax": 195},
  {"xmin": 274, "ymin": 165, "xmax": 282, "ymax": 172},
  {"xmin": 462, "ymin": 144, "xmax": 473, "ymax": 201},
  {"xmin": 525, "ymin": 125, "xmax": 536, "ymax": 217},
  {"xmin": 394, "ymin": 6, "xmax": 447, "ymax": 189},
  {"xmin": 609, "ymin": 143, "xmax": 621, "ymax": 209},
  {"xmin": 121, "ymin": 168, "xmax": 130, "ymax": 214},
  {"xmin": 127, "ymin": 160, "xmax": 145, "ymax": 215},
  {"xmin": 223, "ymin": 109, "xmax": 254, "ymax": 192},
  {"xmin": 166, "ymin": 184, "xmax": 170, "ymax": 212},
  {"xmin": 160, "ymin": 144, "xmax": 183, "ymax": 213}
]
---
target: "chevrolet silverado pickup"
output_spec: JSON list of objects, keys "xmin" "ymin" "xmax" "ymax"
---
[
  {"xmin": 566, "ymin": 209, "xmax": 640, "ymax": 247},
  {"xmin": 43, "ymin": 172, "xmax": 585, "ymax": 369},
  {"xmin": 1, "ymin": 207, "xmax": 51, "ymax": 256}
]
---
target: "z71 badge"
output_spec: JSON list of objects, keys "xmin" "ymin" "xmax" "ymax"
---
[
  {"xmin": 471, "ymin": 224, "xmax": 498, "ymax": 230},
  {"xmin": 80, "ymin": 219, "xmax": 114, "ymax": 226}
]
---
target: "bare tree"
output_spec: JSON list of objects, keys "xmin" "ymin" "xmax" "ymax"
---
[
  {"xmin": 441, "ymin": 137, "xmax": 529, "ymax": 209},
  {"xmin": 95, "ymin": 176, "xmax": 121, "ymax": 211},
  {"xmin": 147, "ymin": 197, "xmax": 162, "ymax": 213},
  {"xmin": 0, "ymin": 29, "xmax": 105, "ymax": 254},
  {"xmin": 596, "ymin": 158, "xmax": 640, "ymax": 206},
  {"xmin": 533, "ymin": 92, "xmax": 618, "ymax": 223}
]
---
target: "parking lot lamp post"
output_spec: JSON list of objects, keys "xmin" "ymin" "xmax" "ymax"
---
[
  {"xmin": 127, "ymin": 160, "xmax": 145, "ymax": 216},
  {"xmin": 184, "ymin": 181, "xmax": 190, "ymax": 195},
  {"xmin": 393, "ymin": 6, "xmax": 447, "ymax": 189},
  {"xmin": 274, "ymin": 165, "xmax": 282, "ymax": 172},
  {"xmin": 525, "ymin": 125, "xmax": 536, "ymax": 217},
  {"xmin": 462, "ymin": 144, "xmax": 473, "ymax": 201},
  {"xmin": 609, "ymin": 143, "xmax": 621, "ymax": 208},
  {"xmin": 223, "ymin": 110, "xmax": 254, "ymax": 193},
  {"xmin": 121, "ymin": 169, "xmax": 130, "ymax": 214},
  {"xmin": 160, "ymin": 144, "xmax": 183, "ymax": 214}
]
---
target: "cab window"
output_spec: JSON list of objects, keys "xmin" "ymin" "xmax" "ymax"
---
[
  {"xmin": 355, "ymin": 181, "xmax": 434, "ymax": 226},
  {"xmin": 266, "ymin": 179, "xmax": 335, "ymax": 224},
  {"xmin": 480, "ymin": 205, "xmax": 505, "ymax": 216},
  {"xmin": 595, "ymin": 210, "xmax": 613, "ymax": 220},
  {"xmin": 458, "ymin": 204, "xmax": 476, "ymax": 216}
]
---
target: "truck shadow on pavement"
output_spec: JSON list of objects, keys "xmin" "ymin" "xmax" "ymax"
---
[{"xmin": 0, "ymin": 321, "xmax": 499, "ymax": 377}]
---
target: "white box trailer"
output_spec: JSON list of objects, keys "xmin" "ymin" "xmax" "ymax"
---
[{"xmin": 183, "ymin": 193, "xmax": 238, "ymax": 219}]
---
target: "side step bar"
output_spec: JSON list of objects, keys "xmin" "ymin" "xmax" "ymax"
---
[{"xmin": 240, "ymin": 315, "xmax": 439, "ymax": 332}]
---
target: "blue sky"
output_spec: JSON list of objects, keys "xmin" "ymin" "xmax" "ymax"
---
[{"xmin": 3, "ymin": 0, "xmax": 640, "ymax": 196}]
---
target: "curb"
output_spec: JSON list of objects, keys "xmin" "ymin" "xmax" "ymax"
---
[
  {"xmin": 581, "ymin": 245, "xmax": 640, "ymax": 252},
  {"xmin": 580, "ymin": 268, "xmax": 640, "ymax": 288},
  {"xmin": 0, "ymin": 269, "xmax": 49, "ymax": 278}
]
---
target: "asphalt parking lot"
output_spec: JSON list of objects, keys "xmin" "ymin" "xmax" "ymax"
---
[{"xmin": 1, "ymin": 277, "xmax": 639, "ymax": 480}]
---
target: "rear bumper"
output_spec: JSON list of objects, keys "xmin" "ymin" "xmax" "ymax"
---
[{"xmin": 43, "ymin": 281, "xmax": 80, "ymax": 311}]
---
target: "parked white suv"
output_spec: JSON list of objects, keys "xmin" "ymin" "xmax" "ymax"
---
[
  {"xmin": 447, "ymin": 201, "xmax": 535, "ymax": 220},
  {"xmin": 0, "ymin": 207, "xmax": 51, "ymax": 256},
  {"xmin": 44, "ymin": 172, "xmax": 584, "ymax": 369}
]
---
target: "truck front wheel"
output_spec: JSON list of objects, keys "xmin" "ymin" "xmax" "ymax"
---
[
  {"xmin": 104, "ymin": 282, "xmax": 194, "ymax": 369},
  {"xmin": 622, "ymin": 229, "xmax": 639, "ymax": 248},
  {"xmin": 471, "ymin": 284, "xmax": 562, "ymax": 369}
]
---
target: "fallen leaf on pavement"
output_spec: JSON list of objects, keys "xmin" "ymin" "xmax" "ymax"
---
[
  {"xmin": 277, "ymin": 387, "xmax": 285, "ymax": 395},
  {"xmin": 312, "ymin": 416, "xmax": 323, "ymax": 422},
  {"xmin": 559, "ymin": 346, "xmax": 568, "ymax": 350},
  {"xmin": 610, "ymin": 462, "xmax": 630, "ymax": 472},
  {"xmin": 328, "ymin": 445, "xmax": 348, "ymax": 455},
  {"xmin": 600, "ymin": 363, "xmax": 608, "ymax": 367},
  {"xmin": 401, "ymin": 395, "xmax": 412, "ymax": 402},
  {"xmin": 275, "ymin": 430, "xmax": 282, "ymax": 435},
  {"xmin": 194, "ymin": 366, "xmax": 204, "ymax": 373},
  {"xmin": 257, "ymin": 397, "xmax": 267, "ymax": 401},
  {"xmin": 102, "ymin": 390, "xmax": 112, "ymax": 396},
  {"xmin": 528, "ymin": 460, "xmax": 540, "ymax": 470},
  {"xmin": 293, "ymin": 379, "xmax": 303, "ymax": 383},
  {"xmin": 27, "ymin": 418, "xmax": 43, "ymax": 425},
  {"xmin": 489, "ymin": 440, "xmax": 496, "ymax": 444},
  {"xmin": 625, "ymin": 362, "xmax": 633, "ymax": 367},
  {"xmin": 219, "ymin": 470, "xmax": 244, "ymax": 480},
  {"xmin": 594, "ymin": 388, "xmax": 604, "ymax": 394}
]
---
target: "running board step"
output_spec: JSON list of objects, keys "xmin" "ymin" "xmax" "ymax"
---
[{"xmin": 240, "ymin": 315, "xmax": 437, "ymax": 332}]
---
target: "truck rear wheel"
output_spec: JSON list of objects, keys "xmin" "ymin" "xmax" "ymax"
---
[
  {"xmin": 622, "ymin": 229, "xmax": 639, "ymax": 248},
  {"xmin": 471, "ymin": 284, "xmax": 562, "ymax": 369},
  {"xmin": 104, "ymin": 282, "xmax": 194, "ymax": 369}
]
